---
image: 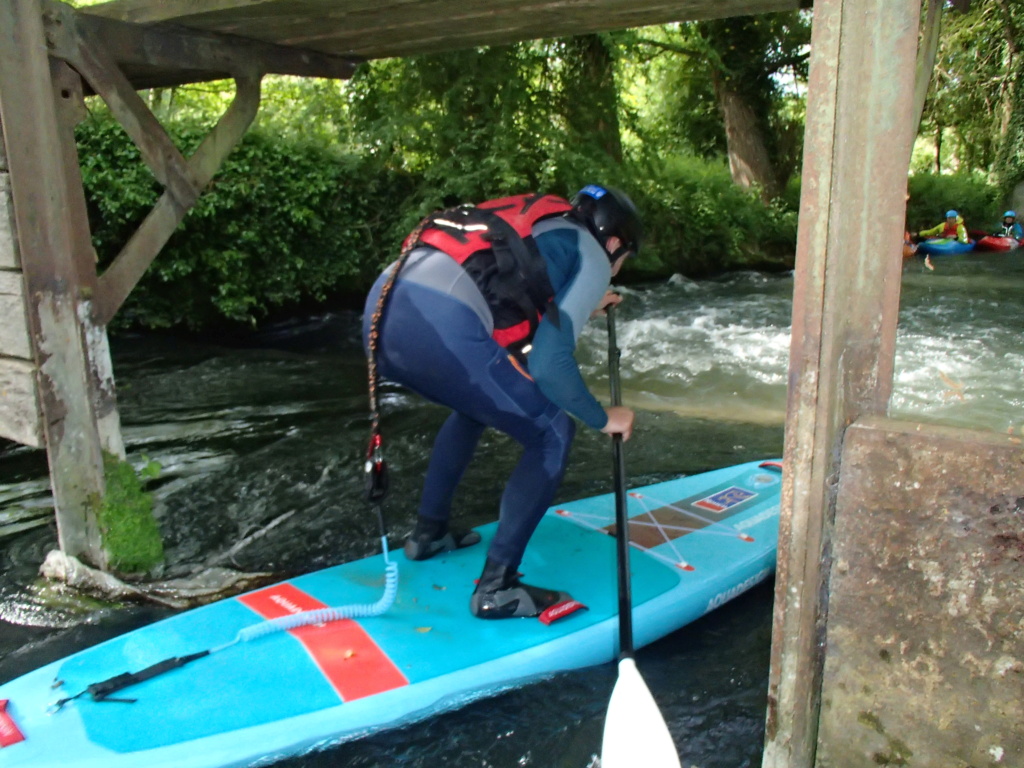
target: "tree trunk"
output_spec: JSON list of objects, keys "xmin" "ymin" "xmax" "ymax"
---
[
  {"xmin": 563, "ymin": 34, "xmax": 622, "ymax": 164},
  {"xmin": 995, "ymin": 55, "xmax": 1024, "ymax": 201},
  {"xmin": 712, "ymin": 70, "xmax": 779, "ymax": 201}
]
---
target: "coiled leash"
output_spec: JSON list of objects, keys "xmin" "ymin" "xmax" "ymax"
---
[{"xmin": 48, "ymin": 560, "xmax": 400, "ymax": 711}]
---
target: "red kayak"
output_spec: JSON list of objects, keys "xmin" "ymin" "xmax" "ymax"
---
[{"xmin": 975, "ymin": 235, "xmax": 1020, "ymax": 252}]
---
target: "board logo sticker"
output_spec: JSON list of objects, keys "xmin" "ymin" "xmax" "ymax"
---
[
  {"xmin": 538, "ymin": 599, "xmax": 588, "ymax": 625},
  {"xmin": 693, "ymin": 486, "xmax": 756, "ymax": 513}
]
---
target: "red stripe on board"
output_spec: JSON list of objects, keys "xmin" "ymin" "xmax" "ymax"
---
[
  {"xmin": 238, "ymin": 583, "xmax": 408, "ymax": 702},
  {"xmin": 0, "ymin": 700, "xmax": 25, "ymax": 747}
]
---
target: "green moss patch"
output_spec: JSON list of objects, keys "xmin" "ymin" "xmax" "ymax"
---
[{"xmin": 98, "ymin": 452, "xmax": 164, "ymax": 575}]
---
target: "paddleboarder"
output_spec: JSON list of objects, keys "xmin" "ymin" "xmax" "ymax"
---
[{"xmin": 363, "ymin": 185, "xmax": 641, "ymax": 618}]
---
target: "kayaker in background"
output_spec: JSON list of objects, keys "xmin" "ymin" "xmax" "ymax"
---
[
  {"xmin": 994, "ymin": 210, "xmax": 1023, "ymax": 240},
  {"xmin": 363, "ymin": 186, "xmax": 640, "ymax": 619},
  {"xmin": 915, "ymin": 209, "xmax": 969, "ymax": 244}
]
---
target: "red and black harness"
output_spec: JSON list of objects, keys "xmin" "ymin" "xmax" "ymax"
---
[
  {"xmin": 404, "ymin": 192, "xmax": 573, "ymax": 355},
  {"xmin": 365, "ymin": 193, "xmax": 573, "ymax": 502}
]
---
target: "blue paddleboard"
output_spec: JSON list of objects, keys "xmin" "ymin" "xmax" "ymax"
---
[{"xmin": 0, "ymin": 459, "xmax": 782, "ymax": 767}]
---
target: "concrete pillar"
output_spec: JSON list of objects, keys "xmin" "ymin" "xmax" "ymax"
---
[{"xmin": 818, "ymin": 417, "xmax": 1024, "ymax": 767}]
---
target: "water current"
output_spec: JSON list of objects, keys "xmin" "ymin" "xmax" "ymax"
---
[{"xmin": 1, "ymin": 252, "xmax": 1021, "ymax": 767}]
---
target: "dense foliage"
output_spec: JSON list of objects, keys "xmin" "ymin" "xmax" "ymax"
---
[
  {"xmin": 69, "ymin": 3, "xmax": 1020, "ymax": 332},
  {"xmin": 906, "ymin": 173, "xmax": 1001, "ymax": 234},
  {"xmin": 78, "ymin": 116, "xmax": 416, "ymax": 329},
  {"xmin": 916, "ymin": 0, "xmax": 1021, "ymax": 181}
]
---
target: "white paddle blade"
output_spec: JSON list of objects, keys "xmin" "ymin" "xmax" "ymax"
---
[{"xmin": 601, "ymin": 657, "xmax": 682, "ymax": 768}]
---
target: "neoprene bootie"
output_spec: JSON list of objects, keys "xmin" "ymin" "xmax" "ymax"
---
[
  {"xmin": 404, "ymin": 517, "xmax": 481, "ymax": 561},
  {"xmin": 470, "ymin": 557, "xmax": 571, "ymax": 619}
]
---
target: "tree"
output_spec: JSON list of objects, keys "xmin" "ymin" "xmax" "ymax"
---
[
  {"xmin": 917, "ymin": 0, "xmax": 1022, "ymax": 176},
  {"xmin": 992, "ymin": 0, "xmax": 1024, "ymax": 207},
  {"xmin": 631, "ymin": 13, "xmax": 810, "ymax": 201},
  {"xmin": 559, "ymin": 34, "xmax": 623, "ymax": 164}
]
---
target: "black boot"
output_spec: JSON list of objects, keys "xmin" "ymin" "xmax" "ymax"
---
[
  {"xmin": 470, "ymin": 558, "xmax": 571, "ymax": 619},
  {"xmin": 404, "ymin": 517, "xmax": 481, "ymax": 561}
]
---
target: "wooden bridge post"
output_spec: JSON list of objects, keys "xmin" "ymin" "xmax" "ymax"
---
[
  {"xmin": 762, "ymin": 0, "xmax": 923, "ymax": 766},
  {"xmin": 0, "ymin": 0, "xmax": 114, "ymax": 568},
  {"xmin": 2, "ymin": 0, "xmax": 265, "ymax": 573}
]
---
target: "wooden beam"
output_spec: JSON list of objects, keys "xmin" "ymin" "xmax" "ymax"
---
[
  {"xmin": 50, "ymin": 8, "xmax": 203, "ymax": 211},
  {"xmin": 46, "ymin": 0, "xmax": 358, "ymax": 90},
  {"xmin": 761, "ymin": 0, "xmax": 922, "ymax": 766},
  {"xmin": 0, "ymin": 174, "xmax": 17, "ymax": 269},
  {"xmin": 83, "ymin": 0, "xmax": 802, "ymax": 61},
  {"xmin": 0, "ymin": 269, "xmax": 32, "ymax": 361},
  {"xmin": 0, "ymin": 358, "xmax": 42, "ymax": 447},
  {"xmin": 0, "ymin": 0, "xmax": 108, "ymax": 564},
  {"xmin": 912, "ymin": 0, "xmax": 942, "ymax": 135},
  {"xmin": 94, "ymin": 75, "xmax": 261, "ymax": 326},
  {"xmin": 52, "ymin": 60, "xmax": 125, "ymax": 457}
]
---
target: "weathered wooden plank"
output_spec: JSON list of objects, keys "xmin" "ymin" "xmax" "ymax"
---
[
  {"xmin": 83, "ymin": 0, "xmax": 802, "ymax": 63},
  {"xmin": 762, "ymin": 1, "xmax": 923, "ymax": 767},
  {"xmin": 0, "ymin": 356, "xmax": 42, "ymax": 448},
  {"xmin": 49, "ymin": 8, "xmax": 203, "ymax": 211},
  {"xmin": 51, "ymin": 62, "xmax": 125, "ymax": 457},
  {"xmin": 0, "ymin": 0, "xmax": 107, "ymax": 564},
  {"xmin": 46, "ymin": 0, "xmax": 357, "ymax": 91},
  {"xmin": 0, "ymin": 173, "xmax": 17, "ymax": 269},
  {"xmin": 0, "ymin": 269, "xmax": 32, "ymax": 360},
  {"xmin": 52, "ymin": 62, "xmax": 101, "ymax": 294}
]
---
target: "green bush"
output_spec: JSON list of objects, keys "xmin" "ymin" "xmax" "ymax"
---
[
  {"xmin": 76, "ymin": 113, "xmax": 798, "ymax": 331},
  {"xmin": 907, "ymin": 173, "xmax": 1001, "ymax": 235},
  {"xmin": 77, "ymin": 113, "xmax": 417, "ymax": 330},
  {"xmin": 627, "ymin": 154, "xmax": 798, "ymax": 278}
]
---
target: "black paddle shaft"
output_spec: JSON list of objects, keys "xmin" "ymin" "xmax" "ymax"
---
[{"xmin": 607, "ymin": 305, "xmax": 634, "ymax": 658}]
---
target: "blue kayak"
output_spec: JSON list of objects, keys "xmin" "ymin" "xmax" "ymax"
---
[
  {"xmin": 916, "ymin": 238, "xmax": 976, "ymax": 256},
  {"xmin": 0, "ymin": 459, "xmax": 782, "ymax": 768}
]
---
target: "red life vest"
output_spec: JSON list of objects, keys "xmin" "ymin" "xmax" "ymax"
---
[
  {"xmin": 405, "ymin": 193, "xmax": 574, "ymax": 352},
  {"xmin": 941, "ymin": 221, "xmax": 960, "ymax": 238}
]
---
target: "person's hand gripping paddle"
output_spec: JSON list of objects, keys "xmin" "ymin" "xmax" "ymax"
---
[{"xmin": 601, "ymin": 304, "xmax": 682, "ymax": 768}]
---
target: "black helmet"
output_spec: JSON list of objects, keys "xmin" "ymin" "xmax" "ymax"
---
[{"xmin": 570, "ymin": 185, "xmax": 643, "ymax": 262}]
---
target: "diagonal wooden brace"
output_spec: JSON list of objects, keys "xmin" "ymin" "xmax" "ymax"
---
[
  {"xmin": 90, "ymin": 75, "xmax": 260, "ymax": 326},
  {"xmin": 42, "ymin": 0, "xmax": 262, "ymax": 327},
  {"xmin": 45, "ymin": 3, "xmax": 202, "ymax": 212}
]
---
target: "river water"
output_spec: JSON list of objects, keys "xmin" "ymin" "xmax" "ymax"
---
[{"xmin": 0, "ymin": 252, "xmax": 1021, "ymax": 767}]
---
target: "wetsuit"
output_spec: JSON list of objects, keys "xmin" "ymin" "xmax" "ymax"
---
[{"xmin": 362, "ymin": 217, "xmax": 611, "ymax": 571}]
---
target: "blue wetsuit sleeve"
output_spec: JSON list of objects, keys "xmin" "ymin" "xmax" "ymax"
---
[
  {"xmin": 531, "ymin": 314, "xmax": 608, "ymax": 429},
  {"xmin": 529, "ymin": 226, "xmax": 611, "ymax": 430}
]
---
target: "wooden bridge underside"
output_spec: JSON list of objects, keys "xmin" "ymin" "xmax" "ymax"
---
[{"xmin": 4, "ymin": 2, "xmax": 1020, "ymax": 768}]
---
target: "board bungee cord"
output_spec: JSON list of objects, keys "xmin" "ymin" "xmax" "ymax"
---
[{"xmin": 49, "ymin": 541, "xmax": 399, "ymax": 710}]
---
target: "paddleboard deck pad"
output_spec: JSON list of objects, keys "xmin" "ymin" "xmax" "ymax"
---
[{"xmin": 0, "ymin": 459, "xmax": 782, "ymax": 768}]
